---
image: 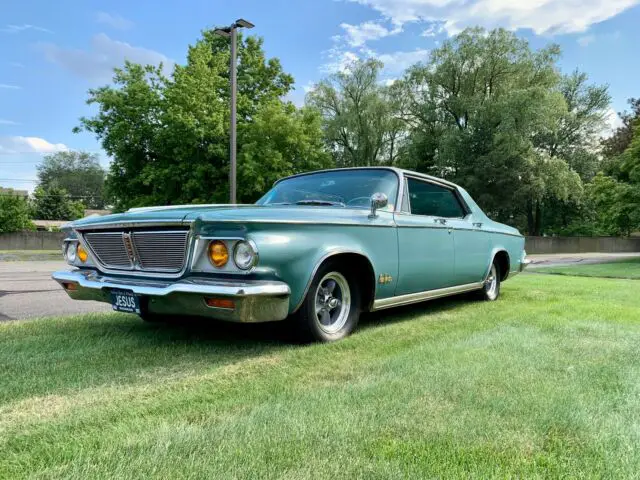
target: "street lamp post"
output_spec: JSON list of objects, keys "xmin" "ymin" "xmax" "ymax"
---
[{"xmin": 214, "ymin": 18, "xmax": 254, "ymax": 204}]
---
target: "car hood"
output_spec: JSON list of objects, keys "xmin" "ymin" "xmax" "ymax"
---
[{"xmin": 70, "ymin": 204, "xmax": 384, "ymax": 230}]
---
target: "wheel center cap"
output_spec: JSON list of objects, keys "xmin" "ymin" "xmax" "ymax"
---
[{"xmin": 327, "ymin": 297, "xmax": 338, "ymax": 309}]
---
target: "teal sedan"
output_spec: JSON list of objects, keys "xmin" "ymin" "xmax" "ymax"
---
[{"xmin": 53, "ymin": 167, "xmax": 529, "ymax": 342}]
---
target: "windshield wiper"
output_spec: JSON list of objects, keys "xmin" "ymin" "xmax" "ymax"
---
[{"xmin": 295, "ymin": 199, "xmax": 346, "ymax": 207}]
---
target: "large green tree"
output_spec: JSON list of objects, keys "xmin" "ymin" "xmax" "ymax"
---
[
  {"xmin": 31, "ymin": 186, "xmax": 85, "ymax": 221},
  {"xmin": 393, "ymin": 28, "xmax": 609, "ymax": 235},
  {"xmin": 37, "ymin": 151, "xmax": 106, "ymax": 209},
  {"xmin": 0, "ymin": 191, "xmax": 34, "ymax": 233},
  {"xmin": 306, "ymin": 59, "xmax": 404, "ymax": 167},
  {"xmin": 76, "ymin": 33, "xmax": 329, "ymax": 210}
]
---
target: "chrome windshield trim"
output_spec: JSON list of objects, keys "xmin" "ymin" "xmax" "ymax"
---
[
  {"xmin": 372, "ymin": 282, "xmax": 484, "ymax": 311},
  {"xmin": 52, "ymin": 269, "xmax": 290, "ymax": 297}
]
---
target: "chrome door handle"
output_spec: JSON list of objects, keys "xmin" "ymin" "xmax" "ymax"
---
[
  {"xmin": 473, "ymin": 222, "xmax": 483, "ymax": 228},
  {"xmin": 433, "ymin": 218, "xmax": 447, "ymax": 225}
]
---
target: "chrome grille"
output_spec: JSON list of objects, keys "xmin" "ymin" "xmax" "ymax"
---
[
  {"xmin": 132, "ymin": 231, "xmax": 189, "ymax": 272},
  {"xmin": 83, "ymin": 229, "xmax": 189, "ymax": 273},
  {"xmin": 84, "ymin": 232, "xmax": 132, "ymax": 269}
]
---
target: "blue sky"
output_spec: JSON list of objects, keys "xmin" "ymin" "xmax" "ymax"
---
[{"xmin": 2, "ymin": 0, "xmax": 640, "ymax": 193}]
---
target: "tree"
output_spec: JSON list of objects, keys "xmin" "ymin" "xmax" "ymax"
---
[
  {"xmin": 306, "ymin": 59, "xmax": 404, "ymax": 167},
  {"xmin": 0, "ymin": 191, "xmax": 34, "ymax": 233},
  {"xmin": 37, "ymin": 151, "xmax": 106, "ymax": 209},
  {"xmin": 31, "ymin": 186, "xmax": 85, "ymax": 221},
  {"xmin": 75, "ymin": 33, "xmax": 322, "ymax": 210}
]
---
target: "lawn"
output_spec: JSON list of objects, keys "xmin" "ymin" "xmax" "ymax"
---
[
  {"xmin": 0, "ymin": 250, "xmax": 61, "ymax": 262},
  {"xmin": 536, "ymin": 257, "xmax": 640, "ymax": 279},
  {"xmin": 1, "ymin": 274, "xmax": 640, "ymax": 478}
]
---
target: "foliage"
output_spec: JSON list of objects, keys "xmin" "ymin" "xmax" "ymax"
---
[
  {"xmin": 37, "ymin": 151, "xmax": 106, "ymax": 209},
  {"xmin": 31, "ymin": 186, "xmax": 86, "ymax": 221},
  {"xmin": 3, "ymin": 276, "xmax": 640, "ymax": 478},
  {"xmin": 306, "ymin": 59, "xmax": 404, "ymax": 167},
  {"xmin": 75, "ymin": 33, "xmax": 324, "ymax": 210},
  {"xmin": 0, "ymin": 192, "xmax": 35, "ymax": 233}
]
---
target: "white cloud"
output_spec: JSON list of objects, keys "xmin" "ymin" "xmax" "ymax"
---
[
  {"xmin": 38, "ymin": 33, "xmax": 174, "ymax": 82},
  {"xmin": 577, "ymin": 34, "xmax": 596, "ymax": 46},
  {"xmin": 96, "ymin": 12, "xmax": 134, "ymax": 30},
  {"xmin": 340, "ymin": 21, "xmax": 402, "ymax": 46},
  {"xmin": 377, "ymin": 48, "xmax": 430, "ymax": 74},
  {"xmin": 346, "ymin": 0, "xmax": 640, "ymax": 36},
  {"xmin": 321, "ymin": 45, "xmax": 430, "ymax": 76},
  {"xmin": 0, "ymin": 84, "xmax": 21, "ymax": 89},
  {"xmin": 322, "ymin": 49, "xmax": 361, "ymax": 73},
  {"xmin": 602, "ymin": 107, "xmax": 624, "ymax": 137},
  {"xmin": 422, "ymin": 22, "xmax": 446, "ymax": 37},
  {"xmin": 1, "ymin": 24, "xmax": 52, "ymax": 34},
  {"xmin": 0, "ymin": 119, "xmax": 20, "ymax": 125},
  {"xmin": 0, "ymin": 136, "xmax": 68, "ymax": 155}
]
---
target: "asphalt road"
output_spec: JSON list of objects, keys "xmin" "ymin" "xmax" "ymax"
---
[
  {"xmin": 0, "ymin": 261, "xmax": 111, "ymax": 321},
  {"xmin": 1, "ymin": 253, "xmax": 639, "ymax": 321}
]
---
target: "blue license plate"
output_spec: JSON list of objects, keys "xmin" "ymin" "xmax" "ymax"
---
[{"xmin": 110, "ymin": 289, "xmax": 140, "ymax": 313}]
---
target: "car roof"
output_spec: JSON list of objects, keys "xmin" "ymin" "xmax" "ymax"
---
[{"xmin": 275, "ymin": 166, "xmax": 461, "ymax": 190}]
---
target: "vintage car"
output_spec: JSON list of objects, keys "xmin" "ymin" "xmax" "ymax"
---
[{"xmin": 53, "ymin": 167, "xmax": 529, "ymax": 342}]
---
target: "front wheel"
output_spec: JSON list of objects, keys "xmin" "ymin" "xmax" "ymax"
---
[
  {"xmin": 478, "ymin": 262, "xmax": 501, "ymax": 301},
  {"xmin": 292, "ymin": 262, "xmax": 361, "ymax": 342}
]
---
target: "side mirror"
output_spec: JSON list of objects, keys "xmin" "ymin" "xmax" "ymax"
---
[{"xmin": 369, "ymin": 192, "xmax": 388, "ymax": 218}]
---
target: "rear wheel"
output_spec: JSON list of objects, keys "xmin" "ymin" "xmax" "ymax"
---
[
  {"xmin": 478, "ymin": 261, "xmax": 501, "ymax": 301},
  {"xmin": 292, "ymin": 261, "xmax": 361, "ymax": 342}
]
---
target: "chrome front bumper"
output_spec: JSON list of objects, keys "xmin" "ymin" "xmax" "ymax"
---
[{"xmin": 52, "ymin": 270, "xmax": 291, "ymax": 323}]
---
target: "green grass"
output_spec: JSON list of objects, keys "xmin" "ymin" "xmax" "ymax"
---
[
  {"xmin": 537, "ymin": 258, "xmax": 640, "ymax": 279},
  {"xmin": 0, "ymin": 250, "xmax": 60, "ymax": 261},
  {"xmin": 1, "ymin": 274, "xmax": 640, "ymax": 478}
]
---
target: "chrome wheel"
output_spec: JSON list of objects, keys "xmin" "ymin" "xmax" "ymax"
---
[
  {"xmin": 314, "ymin": 271, "xmax": 351, "ymax": 334},
  {"xmin": 485, "ymin": 264, "xmax": 498, "ymax": 300}
]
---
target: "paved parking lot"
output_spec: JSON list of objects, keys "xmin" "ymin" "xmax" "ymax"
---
[
  {"xmin": 0, "ymin": 261, "xmax": 110, "ymax": 321},
  {"xmin": 1, "ymin": 253, "xmax": 639, "ymax": 321}
]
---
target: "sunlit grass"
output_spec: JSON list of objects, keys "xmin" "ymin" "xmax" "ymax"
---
[
  {"xmin": 536, "ymin": 258, "xmax": 640, "ymax": 279},
  {"xmin": 1, "ymin": 274, "xmax": 639, "ymax": 478}
]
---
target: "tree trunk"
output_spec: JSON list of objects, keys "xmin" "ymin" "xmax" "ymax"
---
[
  {"xmin": 527, "ymin": 200, "xmax": 535, "ymax": 235},
  {"xmin": 526, "ymin": 199, "xmax": 542, "ymax": 236}
]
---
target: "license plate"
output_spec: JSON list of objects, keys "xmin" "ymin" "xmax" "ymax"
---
[{"xmin": 110, "ymin": 289, "xmax": 140, "ymax": 313}]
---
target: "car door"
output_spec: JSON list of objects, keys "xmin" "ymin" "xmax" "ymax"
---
[
  {"xmin": 393, "ymin": 176, "xmax": 456, "ymax": 295},
  {"xmin": 434, "ymin": 192, "xmax": 491, "ymax": 285}
]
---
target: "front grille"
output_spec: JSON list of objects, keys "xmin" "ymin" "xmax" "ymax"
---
[
  {"xmin": 84, "ymin": 232, "xmax": 132, "ymax": 269},
  {"xmin": 132, "ymin": 231, "xmax": 189, "ymax": 272},
  {"xmin": 83, "ymin": 229, "xmax": 189, "ymax": 273}
]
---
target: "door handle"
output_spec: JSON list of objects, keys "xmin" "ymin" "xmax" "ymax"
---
[
  {"xmin": 433, "ymin": 218, "xmax": 447, "ymax": 225},
  {"xmin": 473, "ymin": 222, "xmax": 483, "ymax": 228}
]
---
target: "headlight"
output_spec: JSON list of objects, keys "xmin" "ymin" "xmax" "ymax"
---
[
  {"xmin": 233, "ymin": 241, "xmax": 257, "ymax": 270},
  {"xmin": 208, "ymin": 240, "xmax": 229, "ymax": 267},
  {"xmin": 66, "ymin": 242, "xmax": 77, "ymax": 262},
  {"xmin": 77, "ymin": 244, "xmax": 88, "ymax": 263}
]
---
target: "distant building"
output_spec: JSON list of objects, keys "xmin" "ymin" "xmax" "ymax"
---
[{"xmin": 0, "ymin": 187, "xmax": 28, "ymax": 198}]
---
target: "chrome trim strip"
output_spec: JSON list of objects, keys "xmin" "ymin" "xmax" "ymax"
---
[
  {"xmin": 372, "ymin": 282, "xmax": 484, "ymax": 311},
  {"xmin": 73, "ymin": 220, "xmax": 193, "ymax": 231},
  {"xmin": 52, "ymin": 269, "xmax": 290, "ymax": 297}
]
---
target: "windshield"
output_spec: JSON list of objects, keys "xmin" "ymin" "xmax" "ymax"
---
[{"xmin": 256, "ymin": 169, "xmax": 399, "ymax": 210}]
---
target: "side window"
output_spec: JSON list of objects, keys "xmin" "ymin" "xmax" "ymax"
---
[{"xmin": 406, "ymin": 178, "xmax": 465, "ymax": 218}]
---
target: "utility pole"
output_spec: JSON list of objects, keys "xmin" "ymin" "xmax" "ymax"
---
[{"xmin": 214, "ymin": 19, "xmax": 255, "ymax": 204}]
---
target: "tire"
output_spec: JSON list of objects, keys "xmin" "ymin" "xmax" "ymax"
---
[
  {"xmin": 292, "ymin": 260, "xmax": 361, "ymax": 342},
  {"xmin": 478, "ymin": 261, "xmax": 501, "ymax": 301}
]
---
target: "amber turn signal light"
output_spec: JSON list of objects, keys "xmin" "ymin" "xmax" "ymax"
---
[
  {"xmin": 62, "ymin": 282, "xmax": 78, "ymax": 291},
  {"xmin": 77, "ymin": 245, "xmax": 88, "ymax": 263},
  {"xmin": 204, "ymin": 297, "xmax": 235, "ymax": 309},
  {"xmin": 208, "ymin": 240, "xmax": 229, "ymax": 267}
]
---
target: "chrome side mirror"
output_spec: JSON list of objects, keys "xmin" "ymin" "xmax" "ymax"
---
[{"xmin": 369, "ymin": 192, "xmax": 388, "ymax": 218}]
